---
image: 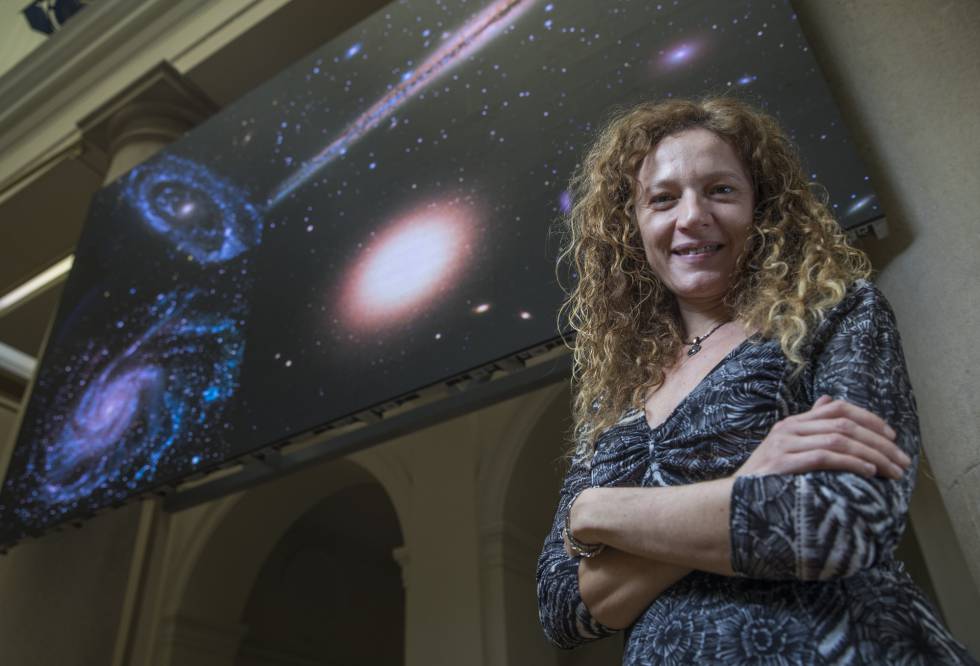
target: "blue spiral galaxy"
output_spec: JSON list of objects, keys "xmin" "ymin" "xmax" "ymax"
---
[
  {"xmin": 28, "ymin": 289, "xmax": 244, "ymax": 509},
  {"xmin": 124, "ymin": 155, "xmax": 263, "ymax": 264}
]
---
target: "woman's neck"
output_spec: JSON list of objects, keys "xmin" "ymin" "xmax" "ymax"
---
[{"xmin": 676, "ymin": 299, "xmax": 732, "ymax": 340}]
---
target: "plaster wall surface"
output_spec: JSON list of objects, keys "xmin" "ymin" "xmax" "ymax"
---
[
  {"xmin": 394, "ymin": 417, "xmax": 487, "ymax": 666},
  {"xmin": 0, "ymin": 502, "xmax": 140, "ymax": 666}
]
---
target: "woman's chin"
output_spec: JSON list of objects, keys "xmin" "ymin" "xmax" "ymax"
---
[{"xmin": 665, "ymin": 276, "xmax": 731, "ymax": 303}]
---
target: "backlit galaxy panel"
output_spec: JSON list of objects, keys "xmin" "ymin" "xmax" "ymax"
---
[{"xmin": 0, "ymin": 0, "xmax": 882, "ymax": 545}]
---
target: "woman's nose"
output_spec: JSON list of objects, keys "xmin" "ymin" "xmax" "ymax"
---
[{"xmin": 676, "ymin": 192, "xmax": 710, "ymax": 228}]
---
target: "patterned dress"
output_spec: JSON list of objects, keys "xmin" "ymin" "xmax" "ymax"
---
[{"xmin": 537, "ymin": 281, "xmax": 977, "ymax": 665}]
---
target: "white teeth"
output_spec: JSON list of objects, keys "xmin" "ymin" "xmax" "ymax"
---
[{"xmin": 676, "ymin": 245, "xmax": 720, "ymax": 256}]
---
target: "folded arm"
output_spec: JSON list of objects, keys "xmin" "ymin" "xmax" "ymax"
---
[{"xmin": 572, "ymin": 477, "xmax": 736, "ymax": 574}]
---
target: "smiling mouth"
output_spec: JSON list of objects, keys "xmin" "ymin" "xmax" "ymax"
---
[{"xmin": 673, "ymin": 244, "xmax": 722, "ymax": 256}]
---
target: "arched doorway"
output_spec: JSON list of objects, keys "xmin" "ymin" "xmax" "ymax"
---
[
  {"xmin": 157, "ymin": 458, "xmax": 405, "ymax": 666},
  {"xmin": 235, "ymin": 481, "xmax": 404, "ymax": 665}
]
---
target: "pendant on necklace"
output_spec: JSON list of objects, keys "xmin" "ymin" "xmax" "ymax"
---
[{"xmin": 684, "ymin": 320, "xmax": 727, "ymax": 357}]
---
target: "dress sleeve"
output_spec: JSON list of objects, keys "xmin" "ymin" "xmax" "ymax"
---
[
  {"xmin": 729, "ymin": 281, "xmax": 920, "ymax": 580},
  {"xmin": 536, "ymin": 446, "xmax": 619, "ymax": 648}
]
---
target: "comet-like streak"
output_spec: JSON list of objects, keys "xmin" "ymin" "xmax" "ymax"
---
[{"xmin": 267, "ymin": 0, "xmax": 536, "ymax": 207}]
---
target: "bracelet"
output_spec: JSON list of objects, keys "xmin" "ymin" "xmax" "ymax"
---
[{"xmin": 563, "ymin": 489, "xmax": 605, "ymax": 558}]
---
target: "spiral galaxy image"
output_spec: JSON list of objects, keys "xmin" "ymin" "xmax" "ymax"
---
[
  {"xmin": 5, "ymin": 290, "xmax": 244, "ymax": 527},
  {"xmin": 124, "ymin": 155, "xmax": 263, "ymax": 264}
]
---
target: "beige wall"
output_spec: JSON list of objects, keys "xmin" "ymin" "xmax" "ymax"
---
[
  {"xmin": 795, "ymin": 0, "xmax": 980, "ymax": 652},
  {"xmin": 0, "ymin": 499, "xmax": 140, "ymax": 665}
]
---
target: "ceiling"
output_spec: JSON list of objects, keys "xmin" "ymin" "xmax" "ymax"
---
[{"xmin": 0, "ymin": 0, "xmax": 390, "ymax": 402}]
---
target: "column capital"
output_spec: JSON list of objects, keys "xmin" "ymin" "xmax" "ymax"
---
[{"xmin": 78, "ymin": 61, "xmax": 218, "ymax": 181}]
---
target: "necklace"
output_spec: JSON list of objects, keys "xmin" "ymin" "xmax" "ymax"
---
[{"xmin": 684, "ymin": 321, "xmax": 728, "ymax": 357}]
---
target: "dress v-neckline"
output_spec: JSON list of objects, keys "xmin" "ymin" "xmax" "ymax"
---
[{"xmin": 640, "ymin": 336, "xmax": 753, "ymax": 433}]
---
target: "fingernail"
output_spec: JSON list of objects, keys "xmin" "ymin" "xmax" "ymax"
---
[
  {"xmin": 890, "ymin": 463, "xmax": 904, "ymax": 479},
  {"xmin": 899, "ymin": 452, "xmax": 911, "ymax": 466},
  {"xmin": 864, "ymin": 463, "xmax": 876, "ymax": 477},
  {"xmin": 886, "ymin": 426, "xmax": 897, "ymax": 439}
]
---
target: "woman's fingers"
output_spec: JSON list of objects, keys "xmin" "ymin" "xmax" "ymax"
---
[
  {"xmin": 787, "ymin": 432, "xmax": 905, "ymax": 479},
  {"xmin": 737, "ymin": 397, "xmax": 913, "ymax": 479},
  {"xmin": 806, "ymin": 397, "xmax": 897, "ymax": 442},
  {"xmin": 783, "ymin": 449, "xmax": 878, "ymax": 478},
  {"xmin": 813, "ymin": 394, "xmax": 833, "ymax": 409},
  {"xmin": 785, "ymin": 417, "xmax": 909, "ymax": 471}
]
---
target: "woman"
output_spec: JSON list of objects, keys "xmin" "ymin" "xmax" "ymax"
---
[{"xmin": 536, "ymin": 98, "xmax": 976, "ymax": 664}]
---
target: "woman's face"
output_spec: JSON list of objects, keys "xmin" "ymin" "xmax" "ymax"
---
[{"xmin": 634, "ymin": 128, "xmax": 755, "ymax": 306}]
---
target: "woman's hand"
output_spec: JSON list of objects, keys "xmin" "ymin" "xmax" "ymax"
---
[
  {"xmin": 736, "ymin": 395, "xmax": 911, "ymax": 479},
  {"xmin": 564, "ymin": 487, "xmax": 602, "ymax": 557}
]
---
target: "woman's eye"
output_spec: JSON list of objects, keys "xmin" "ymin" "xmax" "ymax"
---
[
  {"xmin": 650, "ymin": 193, "xmax": 674, "ymax": 206},
  {"xmin": 712, "ymin": 184, "xmax": 735, "ymax": 195}
]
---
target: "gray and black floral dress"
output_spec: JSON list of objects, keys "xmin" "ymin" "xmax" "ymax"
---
[{"xmin": 537, "ymin": 280, "xmax": 976, "ymax": 664}]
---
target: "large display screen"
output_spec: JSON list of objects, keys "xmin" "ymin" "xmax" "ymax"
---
[{"xmin": 0, "ymin": 0, "xmax": 882, "ymax": 545}]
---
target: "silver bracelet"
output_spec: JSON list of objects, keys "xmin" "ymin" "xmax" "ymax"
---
[{"xmin": 563, "ymin": 489, "xmax": 605, "ymax": 558}]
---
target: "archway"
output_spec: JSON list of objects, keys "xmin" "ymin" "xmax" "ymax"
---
[
  {"xmin": 235, "ymin": 481, "xmax": 404, "ymax": 665},
  {"xmin": 158, "ymin": 458, "xmax": 404, "ymax": 666}
]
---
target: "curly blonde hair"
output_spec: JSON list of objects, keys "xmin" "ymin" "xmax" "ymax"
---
[{"xmin": 559, "ymin": 97, "xmax": 871, "ymax": 454}]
